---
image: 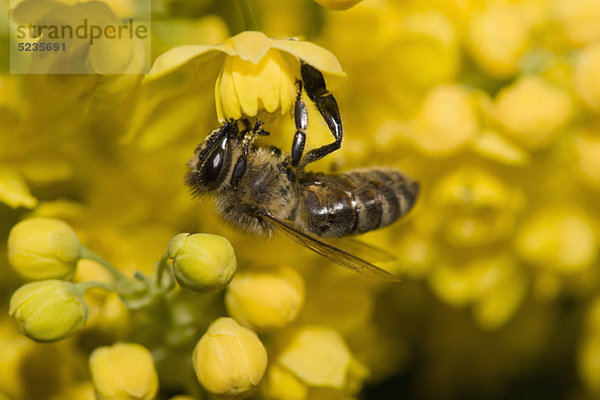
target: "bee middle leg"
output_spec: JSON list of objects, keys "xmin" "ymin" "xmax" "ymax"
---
[{"xmin": 294, "ymin": 62, "xmax": 343, "ymax": 169}]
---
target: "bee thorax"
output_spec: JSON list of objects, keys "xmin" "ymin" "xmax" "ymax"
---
[{"xmin": 215, "ymin": 148, "xmax": 297, "ymax": 236}]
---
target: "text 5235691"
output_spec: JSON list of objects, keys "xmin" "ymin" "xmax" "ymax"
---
[{"xmin": 17, "ymin": 42, "xmax": 66, "ymax": 52}]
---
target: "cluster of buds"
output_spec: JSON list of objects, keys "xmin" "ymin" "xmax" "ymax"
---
[{"xmin": 6, "ymin": 214, "xmax": 312, "ymax": 399}]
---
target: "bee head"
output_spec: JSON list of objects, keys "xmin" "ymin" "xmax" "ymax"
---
[{"xmin": 186, "ymin": 121, "xmax": 238, "ymax": 195}]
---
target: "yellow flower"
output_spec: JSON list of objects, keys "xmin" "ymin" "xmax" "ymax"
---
[
  {"xmin": 467, "ymin": 4, "xmax": 530, "ymax": 78},
  {"xmin": 167, "ymin": 233, "xmax": 237, "ymax": 293},
  {"xmin": 9, "ymin": 280, "xmax": 88, "ymax": 342},
  {"xmin": 7, "ymin": 218, "xmax": 82, "ymax": 280},
  {"xmin": 89, "ymin": 343, "xmax": 159, "ymax": 400},
  {"xmin": 313, "ymin": 0, "xmax": 363, "ymax": 11},
  {"xmin": 193, "ymin": 317, "xmax": 267, "ymax": 399},
  {"xmin": 430, "ymin": 167, "xmax": 524, "ymax": 247},
  {"xmin": 168, "ymin": 396, "xmax": 199, "ymax": 400},
  {"xmin": 261, "ymin": 365, "xmax": 308, "ymax": 400},
  {"xmin": 146, "ymin": 31, "xmax": 344, "ymax": 122},
  {"xmin": 515, "ymin": 207, "xmax": 598, "ymax": 273},
  {"xmin": 225, "ymin": 266, "xmax": 304, "ymax": 332},
  {"xmin": 494, "ymin": 76, "xmax": 572, "ymax": 150},
  {"xmin": 553, "ymin": 0, "xmax": 600, "ymax": 45},
  {"xmin": 411, "ymin": 84, "xmax": 479, "ymax": 156},
  {"xmin": 572, "ymin": 129, "xmax": 600, "ymax": 189},
  {"xmin": 277, "ymin": 326, "xmax": 358, "ymax": 389},
  {"xmin": 574, "ymin": 42, "xmax": 600, "ymax": 112},
  {"xmin": 0, "ymin": 166, "xmax": 37, "ymax": 209}
]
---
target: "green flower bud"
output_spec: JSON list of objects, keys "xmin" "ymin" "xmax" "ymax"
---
[
  {"xmin": 8, "ymin": 218, "xmax": 81, "ymax": 280},
  {"xmin": 89, "ymin": 343, "xmax": 159, "ymax": 400},
  {"xmin": 167, "ymin": 233, "xmax": 237, "ymax": 292},
  {"xmin": 9, "ymin": 280, "xmax": 88, "ymax": 342}
]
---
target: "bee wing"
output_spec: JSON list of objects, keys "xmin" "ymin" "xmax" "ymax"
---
[
  {"xmin": 326, "ymin": 236, "xmax": 398, "ymax": 264},
  {"xmin": 260, "ymin": 213, "xmax": 401, "ymax": 281}
]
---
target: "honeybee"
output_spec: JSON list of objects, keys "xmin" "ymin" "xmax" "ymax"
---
[{"xmin": 186, "ymin": 119, "xmax": 419, "ymax": 280}]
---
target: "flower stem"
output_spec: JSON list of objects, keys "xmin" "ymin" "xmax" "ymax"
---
[
  {"xmin": 75, "ymin": 280, "xmax": 112, "ymax": 293},
  {"xmin": 238, "ymin": 0, "xmax": 257, "ymax": 31},
  {"xmin": 79, "ymin": 247, "xmax": 146, "ymax": 296},
  {"xmin": 153, "ymin": 252, "xmax": 171, "ymax": 289}
]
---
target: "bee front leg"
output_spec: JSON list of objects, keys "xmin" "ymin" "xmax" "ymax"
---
[
  {"xmin": 298, "ymin": 62, "xmax": 343, "ymax": 168},
  {"xmin": 231, "ymin": 120, "xmax": 266, "ymax": 188}
]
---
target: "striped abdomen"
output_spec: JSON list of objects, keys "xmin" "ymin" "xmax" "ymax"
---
[{"xmin": 297, "ymin": 168, "xmax": 419, "ymax": 238}]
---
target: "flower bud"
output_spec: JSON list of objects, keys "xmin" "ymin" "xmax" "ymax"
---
[
  {"xmin": 89, "ymin": 343, "xmax": 159, "ymax": 400},
  {"xmin": 494, "ymin": 76, "xmax": 572, "ymax": 150},
  {"xmin": 261, "ymin": 365, "xmax": 308, "ymax": 400},
  {"xmin": 168, "ymin": 233, "xmax": 237, "ymax": 292},
  {"xmin": 312, "ymin": 0, "xmax": 363, "ymax": 10},
  {"xmin": 168, "ymin": 396, "xmax": 198, "ymax": 400},
  {"xmin": 413, "ymin": 84, "xmax": 478, "ymax": 156},
  {"xmin": 225, "ymin": 266, "xmax": 304, "ymax": 332},
  {"xmin": 193, "ymin": 317, "xmax": 267, "ymax": 399},
  {"xmin": 278, "ymin": 326, "xmax": 355, "ymax": 389},
  {"xmin": 8, "ymin": 218, "xmax": 81, "ymax": 280},
  {"xmin": 574, "ymin": 42, "xmax": 600, "ymax": 112},
  {"xmin": 515, "ymin": 207, "xmax": 598, "ymax": 273},
  {"xmin": 9, "ymin": 280, "xmax": 88, "ymax": 342},
  {"xmin": 467, "ymin": 4, "xmax": 530, "ymax": 78}
]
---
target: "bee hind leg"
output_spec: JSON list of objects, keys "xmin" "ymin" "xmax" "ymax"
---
[{"xmin": 297, "ymin": 62, "xmax": 343, "ymax": 169}]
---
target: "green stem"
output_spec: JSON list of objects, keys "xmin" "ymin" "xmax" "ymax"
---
[
  {"xmin": 79, "ymin": 247, "xmax": 146, "ymax": 296},
  {"xmin": 75, "ymin": 280, "xmax": 112, "ymax": 293},
  {"xmin": 237, "ymin": 0, "xmax": 257, "ymax": 31},
  {"xmin": 153, "ymin": 253, "xmax": 170, "ymax": 289}
]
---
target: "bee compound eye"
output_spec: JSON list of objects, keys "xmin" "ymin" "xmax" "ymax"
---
[{"xmin": 199, "ymin": 136, "xmax": 229, "ymax": 188}]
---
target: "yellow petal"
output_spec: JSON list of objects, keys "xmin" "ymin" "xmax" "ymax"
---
[
  {"xmin": 145, "ymin": 45, "xmax": 224, "ymax": 81},
  {"xmin": 231, "ymin": 56, "xmax": 260, "ymax": 117},
  {"xmin": 0, "ymin": 166, "xmax": 37, "ymax": 209},
  {"xmin": 222, "ymin": 31, "xmax": 273, "ymax": 64},
  {"xmin": 218, "ymin": 57, "xmax": 242, "ymax": 120},
  {"xmin": 273, "ymin": 40, "xmax": 345, "ymax": 76},
  {"xmin": 231, "ymin": 49, "xmax": 291, "ymax": 117},
  {"xmin": 278, "ymin": 326, "xmax": 351, "ymax": 389},
  {"xmin": 215, "ymin": 66, "xmax": 225, "ymax": 122},
  {"xmin": 279, "ymin": 55, "xmax": 296, "ymax": 116}
]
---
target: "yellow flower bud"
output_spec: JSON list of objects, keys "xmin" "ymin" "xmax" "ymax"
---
[
  {"xmin": 574, "ymin": 42, "xmax": 600, "ymax": 112},
  {"xmin": 8, "ymin": 218, "xmax": 81, "ymax": 280},
  {"xmin": 578, "ymin": 335, "xmax": 600, "ymax": 393},
  {"xmin": 553, "ymin": 0, "xmax": 600, "ymax": 45},
  {"xmin": 278, "ymin": 326, "xmax": 354, "ymax": 389},
  {"xmin": 468, "ymin": 4, "xmax": 530, "ymax": 78},
  {"xmin": 225, "ymin": 266, "xmax": 304, "ymax": 332},
  {"xmin": 193, "ymin": 317, "xmax": 267, "ymax": 399},
  {"xmin": 89, "ymin": 343, "xmax": 159, "ymax": 400},
  {"xmin": 313, "ymin": 0, "xmax": 363, "ymax": 11},
  {"xmin": 516, "ymin": 207, "xmax": 598, "ymax": 273},
  {"xmin": 572, "ymin": 130, "xmax": 600, "ymax": 189},
  {"xmin": 412, "ymin": 84, "xmax": 479, "ymax": 156},
  {"xmin": 494, "ymin": 76, "xmax": 572, "ymax": 149},
  {"xmin": 261, "ymin": 365, "xmax": 308, "ymax": 400},
  {"xmin": 9, "ymin": 280, "xmax": 88, "ymax": 342},
  {"xmin": 168, "ymin": 396, "xmax": 199, "ymax": 400},
  {"xmin": 168, "ymin": 233, "xmax": 237, "ymax": 292}
]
